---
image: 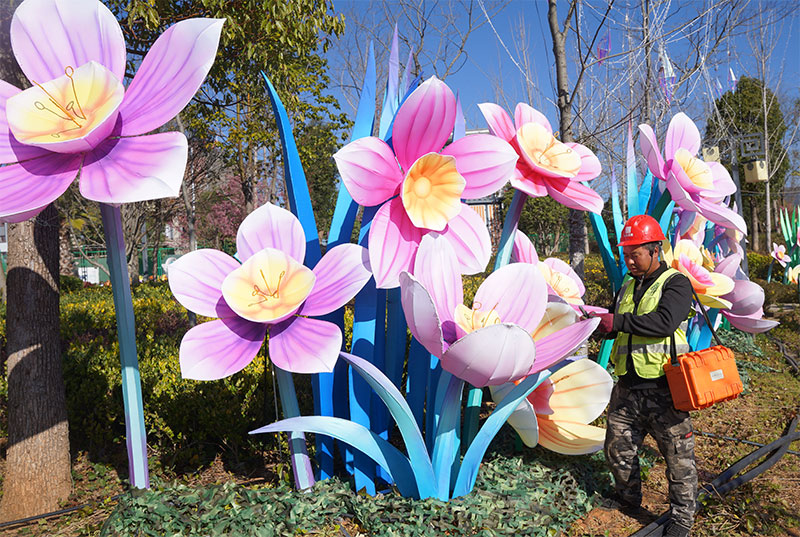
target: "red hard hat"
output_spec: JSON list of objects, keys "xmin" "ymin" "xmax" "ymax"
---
[{"xmin": 617, "ymin": 214, "xmax": 666, "ymax": 247}]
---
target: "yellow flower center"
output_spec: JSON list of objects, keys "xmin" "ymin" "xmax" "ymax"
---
[
  {"xmin": 6, "ymin": 61, "xmax": 124, "ymax": 153},
  {"xmin": 538, "ymin": 264, "xmax": 582, "ymax": 304},
  {"xmin": 454, "ymin": 302, "xmax": 502, "ymax": 335},
  {"xmin": 401, "ymin": 153, "xmax": 466, "ymax": 231},
  {"xmin": 673, "ymin": 148, "xmax": 714, "ymax": 190},
  {"xmin": 516, "ymin": 122, "xmax": 581, "ymax": 178},
  {"xmin": 221, "ymin": 248, "xmax": 315, "ymax": 323}
]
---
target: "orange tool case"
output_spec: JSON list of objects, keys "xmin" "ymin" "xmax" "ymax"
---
[
  {"xmin": 663, "ymin": 288, "xmax": 743, "ymax": 412},
  {"xmin": 664, "ymin": 345, "xmax": 743, "ymax": 411}
]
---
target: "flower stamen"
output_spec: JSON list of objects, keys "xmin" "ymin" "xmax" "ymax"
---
[
  {"xmin": 31, "ymin": 66, "xmax": 88, "ymax": 138},
  {"xmin": 249, "ymin": 270, "xmax": 285, "ymax": 307}
]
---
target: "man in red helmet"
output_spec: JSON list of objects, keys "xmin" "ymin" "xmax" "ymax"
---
[{"xmin": 594, "ymin": 214, "xmax": 696, "ymax": 537}]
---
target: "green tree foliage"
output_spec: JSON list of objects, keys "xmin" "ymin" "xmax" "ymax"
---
[
  {"xmin": 705, "ymin": 76, "xmax": 789, "ymax": 226},
  {"xmin": 503, "ymin": 189, "xmax": 569, "ymax": 256},
  {"xmin": 112, "ymin": 1, "xmax": 350, "ymax": 216}
]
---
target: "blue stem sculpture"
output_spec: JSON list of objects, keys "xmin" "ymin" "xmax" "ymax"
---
[
  {"xmin": 463, "ymin": 189, "xmax": 527, "ymax": 449},
  {"xmin": 262, "ymin": 72, "xmax": 321, "ymax": 490},
  {"xmin": 100, "ymin": 203, "xmax": 148, "ymax": 489}
]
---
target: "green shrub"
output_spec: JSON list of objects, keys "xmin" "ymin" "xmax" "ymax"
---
[
  {"xmin": 753, "ymin": 278, "xmax": 797, "ymax": 306},
  {"xmin": 60, "ymin": 274, "xmax": 86, "ymax": 293},
  {"xmin": 1, "ymin": 282, "xmax": 294, "ymax": 470},
  {"xmin": 747, "ymin": 252, "xmax": 773, "ymax": 280},
  {"xmin": 583, "ymin": 254, "xmax": 613, "ymax": 307}
]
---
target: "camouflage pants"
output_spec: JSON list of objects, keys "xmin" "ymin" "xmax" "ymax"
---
[{"xmin": 604, "ymin": 382, "xmax": 697, "ymax": 528}]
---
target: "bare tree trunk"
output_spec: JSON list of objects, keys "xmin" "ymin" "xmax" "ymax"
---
[
  {"xmin": 641, "ymin": 0, "xmax": 652, "ymax": 123},
  {"xmin": 0, "ymin": 251, "xmax": 6, "ymax": 303},
  {"xmin": 751, "ymin": 204, "xmax": 760, "ymax": 252},
  {"xmin": 175, "ymin": 114, "xmax": 198, "ymax": 253},
  {"xmin": 0, "ymin": 205, "xmax": 71, "ymax": 522},
  {"xmin": 547, "ymin": 0, "xmax": 585, "ymax": 278}
]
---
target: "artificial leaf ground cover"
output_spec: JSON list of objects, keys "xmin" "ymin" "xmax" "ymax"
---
[{"xmin": 99, "ymin": 445, "xmax": 610, "ymax": 537}]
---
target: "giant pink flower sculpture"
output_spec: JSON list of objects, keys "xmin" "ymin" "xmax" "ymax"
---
[
  {"xmin": 0, "ymin": 0, "xmax": 223, "ymax": 222},
  {"xmin": 333, "ymin": 77, "xmax": 518, "ymax": 289},
  {"xmin": 478, "ymin": 102, "xmax": 603, "ymax": 213},
  {"xmin": 639, "ymin": 113, "xmax": 746, "ymax": 234},
  {"xmin": 168, "ymin": 203, "xmax": 372, "ymax": 380},
  {"xmin": 771, "ymin": 242, "xmax": 791, "ymax": 268},
  {"xmin": 399, "ymin": 234, "xmax": 599, "ymax": 387}
]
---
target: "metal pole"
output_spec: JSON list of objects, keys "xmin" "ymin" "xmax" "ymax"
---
[{"xmin": 730, "ymin": 145, "xmax": 750, "ymax": 276}]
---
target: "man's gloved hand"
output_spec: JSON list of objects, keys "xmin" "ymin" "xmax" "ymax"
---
[{"xmin": 594, "ymin": 313, "xmax": 615, "ymax": 333}]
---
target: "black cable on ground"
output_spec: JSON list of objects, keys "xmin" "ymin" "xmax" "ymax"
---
[
  {"xmin": 0, "ymin": 494, "xmax": 123, "ymax": 530},
  {"xmin": 694, "ymin": 429, "xmax": 800, "ymax": 456},
  {"xmin": 767, "ymin": 336, "xmax": 800, "ymax": 375},
  {"xmin": 629, "ymin": 410, "xmax": 800, "ymax": 537}
]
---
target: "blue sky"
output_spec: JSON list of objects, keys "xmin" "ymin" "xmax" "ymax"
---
[
  {"xmin": 330, "ymin": 1, "xmax": 800, "ymax": 131},
  {"xmin": 327, "ymin": 1, "xmax": 800, "ymax": 195}
]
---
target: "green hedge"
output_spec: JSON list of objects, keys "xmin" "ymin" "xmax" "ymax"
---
[{"xmin": 0, "ymin": 281, "xmax": 300, "ymax": 470}]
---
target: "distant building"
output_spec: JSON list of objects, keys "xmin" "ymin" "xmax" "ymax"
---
[
  {"xmin": 465, "ymin": 191, "xmax": 505, "ymax": 248},
  {"xmin": 0, "ymin": 222, "xmax": 6, "ymax": 255}
]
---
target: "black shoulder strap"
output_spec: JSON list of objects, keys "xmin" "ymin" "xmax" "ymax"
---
[{"xmin": 670, "ymin": 286, "xmax": 724, "ymax": 367}]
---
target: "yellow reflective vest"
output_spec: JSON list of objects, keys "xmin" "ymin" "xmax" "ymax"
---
[{"xmin": 611, "ymin": 268, "xmax": 690, "ymax": 378}]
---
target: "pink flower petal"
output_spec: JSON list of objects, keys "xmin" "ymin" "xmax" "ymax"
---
[
  {"xmin": 179, "ymin": 318, "xmax": 266, "ymax": 380},
  {"xmin": 665, "ymin": 169, "xmax": 699, "ymax": 212},
  {"xmin": 333, "ymin": 137, "xmax": 403, "ymax": 206},
  {"xmin": 268, "ymin": 316, "xmax": 342, "ymax": 374},
  {"xmin": 440, "ymin": 204, "xmax": 491, "ymax": 275},
  {"xmin": 0, "ymin": 153, "xmax": 80, "ymax": 222},
  {"xmin": 707, "ymin": 162, "xmax": 737, "ymax": 198},
  {"xmin": 723, "ymin": 311, "xmax": 779, "ymax": 333},
  {"xmin": 441, "ymin": 134, "xmax": 516, "ymax": 199},
  {"xmin": 638, "ymin": 123, "xmax": 666, "ymax": 180},
  {"xmin": 0, "ymin": 81, "xmax": 50, "ymax": 165},
  {"xmin": 79, "ymin": 132, "xmax": 187, "ymax": 203},
  {"xmin": 566, "ymin": 143, "xmax": 602, "ymax": 181},
  {"xmin": 412, "ymin": 234, "xmax": 463, "ymax": 324},
  {"xmin": 118, "ymin": 18, "xmax": 224, "ymax": 136},
  {"xmin": 530, "ymin": 317, "xmax": 600, "ymax": 374},
  {"xmin": 167, "ymin": 249, "xmax": 239, "ymax": 318},
  {"xmin": 301, "ymin": 244, "xmax": 372, "ymax": 316},
  {"xmin": 544, "ymin": 257, "xmax": 586, "ymax": 297},
  {"xmin": 667, "ymin": 157, "xmax": 706, "ymax": 194},
  {"xmin": 10, "ymin": 0, "xmax": 126, "ymax": 84},
  {"xmin": 473, "ymin": 263, "xmax": 547, "ymax": 333},
  {"xmin": 695, "ymin": 197, "xmax": 747, "ymax": 234},
  {"xmin": 510, "ymin": 174, "xmax": 548, "ymax": 198},
  {"xmin": 442, "ymin": 323, "xmax": 536, "ymax": 387},
  {"xmin": 399, "ymin": 272, "xmax": 445, "ymax": 356},
  {"xmin": 512, "ymin": 231, "xmax": 539, "ymax": 264},
  {"xmin": 369, "ymin": 198, "xmax": 422, "ymax": 289},
  {"xmin": 722, "ymin": 279, "xmax": 764, "ymax": 317},
  {"xmin": 514, "ymin": 102, "xmax": 552, "ymax": 133},
  {"xmin": 236, "ymin": 202, "xmax": 306, "ymax": 264},
  {"xmin": 664, "ymin": 112, "xmax": 701, "ymax": 162},
  {"xmin": 714, "ymin": 253, "xmax": 743, "ymax": 278},
  {"xmin": 477, "ymin": 102, "xmax": 515, "ymax": 141},
  {"xmin": 545, "ymin": 179, "xmax": 604, "ymax": 214},
  {"xmin": 679, "ymin": 254, "xmax": 714, "ymax": 288},
  {"xmin": 528, "ymin": 379, "xmax": 555, "ymax": 415},
  {"xmin": 392, "ymin": 77, "xmax": 456, "ymax": 171}
]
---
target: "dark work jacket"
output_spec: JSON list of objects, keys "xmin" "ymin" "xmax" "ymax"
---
[{"xmin": 609, "ymin": 261, "xmax": 693, "ymax": 389}]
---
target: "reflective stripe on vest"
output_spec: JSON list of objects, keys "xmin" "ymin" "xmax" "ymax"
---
[{"xmin": 611, "ymin": 268, "xmax": 690, "ymax": 378}]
